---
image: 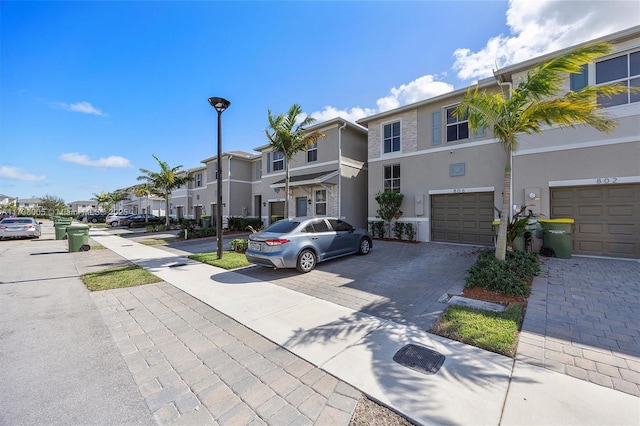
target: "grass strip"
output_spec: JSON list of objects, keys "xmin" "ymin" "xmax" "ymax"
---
[
  {"xmin": 140, "ymin": 238, "xmax": 178, "ymax": 245},
  {"xmin": 430, "ymin": 303, "xmax": 523, "ymax": 357},
  {"xmin": 81, "ymin": 264, "xmax": 161, "ymax": 291},
  {"xmin": 188, "ymin": 251, "xmax": 251, "ymax": 270}
]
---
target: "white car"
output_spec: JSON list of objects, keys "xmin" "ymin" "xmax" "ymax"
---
[
  {"xmin": 105, "ymin": 213, "xmax": 132, "ymax": 227},
  {"xmin": 0, "ymin": 217, "xmax": 42, "ymax": 239}
]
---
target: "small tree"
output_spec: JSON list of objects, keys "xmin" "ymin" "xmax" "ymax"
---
[
  {"xmin": 138, "ymin": 155, "xmax": 193, "ymax": 226},
  {"xmin": 108, "ymin": 190, "xmax": 130, "ymax": 213},
  {"xmin": 40, "ymin": 194, "xmax": 66, "ymax": 214},
  {"xmin": 375, "ymin": 190, "xmax": 404, "ymax": 238},
  {"xmin": 91, "ymin": 191, "xmax": 111, "ymax": 212}
]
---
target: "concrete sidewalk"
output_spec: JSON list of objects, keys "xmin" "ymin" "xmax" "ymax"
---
[{"xmin": 90, "ymin": 228, "xmax": 640, "ymax": 425}]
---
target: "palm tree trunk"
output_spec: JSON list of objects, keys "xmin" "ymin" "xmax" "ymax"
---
[
  {"xmin": 284, "ymin": 164, "xmax": 290, "ymax": 219},
  {"xmin": 495, "ymin": 150, "xmax": 512, "ymax": 261},
  {"xmin": 165, "ymin": 195, "xmax": 170, "ymax": 227}
]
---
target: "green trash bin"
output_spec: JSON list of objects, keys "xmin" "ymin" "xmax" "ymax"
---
[
  {"xmin": 201, "ymin": 216, "xmax": 211, "ymax": 228},
  {"xmin": 539, "ymin": 218, "xmax": 574, "ymax": 258},
  {"xmin": 67, "ymin": 224, "xmax": 90, "ymax": 252},
  {"xmin": 54, "ymin": 219, "xmax": 72, "ymax": 240}
]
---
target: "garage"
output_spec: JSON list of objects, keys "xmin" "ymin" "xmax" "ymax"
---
[
  {"xmin": 550, "ymin": 184, "xmax": 640, "ymax": 258},
  {"xmin": 431, "ymin": 192, "xmax": 494, "ymax": 246}
]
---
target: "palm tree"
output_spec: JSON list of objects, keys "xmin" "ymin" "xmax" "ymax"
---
[
  {"xmin": 265, "ymin": 104, "xmax": 326, "ymax": 218},
  {"xmin": 128, "ymin": 183, "xmax": 156, "ymax": 223},
  {"xmin": 457, "ymin": 42, "xmax": 628, "ymax": 261},
  {"xmin": 138, "ymin": 155, "xmax": 193, "ymax": 226},
  {"xmin": 108, "ymin": 190, "xmax": 130, "ymax": 213},
  {"xmin": 91, "ymin": 191, "xmax": 111, "ymax": 212}
]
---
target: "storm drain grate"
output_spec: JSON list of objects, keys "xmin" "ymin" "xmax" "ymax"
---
[{"xmin": 393, "ymin": 344, "xmax": 445, "ymax": 375}]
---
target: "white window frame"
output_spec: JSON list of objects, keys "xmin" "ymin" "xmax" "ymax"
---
[
  {"xmin": 273, "ymin": 151, "xmax": 284, "ymax": 171},
  {"xmin": 383, "ymin": 164, "xmax": 401, "ymax": 193},
  {"xmin": 307, "ymin": 141, "xmax": 318, "ymax": 163},
  {"xmin": 314, "ymin": 189, "xmax": 327, "ymax": 216},
  {"xmin": 195, "ymin": 173, "xmax": 203, "ymax": 188},
  {"xmin": 445, "ymin": 105, "xmax": 469, "ymax": 143},
  {"xmin": 381, "ymin": 120, "xmax": 401, "ymax": 154},
  {"xmin": 595, "ymin": 49, "xmax": 640, "ymax": 107}
]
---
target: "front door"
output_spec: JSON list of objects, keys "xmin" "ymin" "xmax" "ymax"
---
[{"xmin": 296, "ymin": 197, "xmax": 307, "ymax": 217}]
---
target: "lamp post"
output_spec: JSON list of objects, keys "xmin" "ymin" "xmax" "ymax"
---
[{"xmin": 208, "ymin": 96, "xmax": 230, "ymax": 259}]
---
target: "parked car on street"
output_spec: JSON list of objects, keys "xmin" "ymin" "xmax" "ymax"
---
[
  {"xmin": 0, "ymin": 217, "xmax": 42, "ymax": 240},
  {"xmin": 106, "ymin": 213, "xmax": 133, "ymax": 227},
  {"xmin": 85, "ymin": 213, "xmax": 108, "ymax": 223},
  {"xmin": 119, "ymin": 214, "xmax": 162, "ymax": 227},
  {"xmin": 245, "ymin": 217, "xmax": 372, "ymax": 273}
]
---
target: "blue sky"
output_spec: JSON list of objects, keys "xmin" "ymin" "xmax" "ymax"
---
[{"xmin": 1, "ymin": 0, "xmax": 638, "ymax": 204}]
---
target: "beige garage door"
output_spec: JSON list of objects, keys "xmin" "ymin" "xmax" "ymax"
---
[
  {"xmin": 431, "ymin": 192, "xmax": 494, "ymax": 246},
  {"xmin": 550, "ymin": 184, "xmax": 640, "ymax": 258}
]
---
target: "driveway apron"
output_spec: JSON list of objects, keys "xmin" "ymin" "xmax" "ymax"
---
[
  {"xmin": 235, "ymin": 240, "xmax": 481, "ymax": 331},
  {"xmin": 518, "ymin": 256, "xmax": 640, "ymax": 396}
]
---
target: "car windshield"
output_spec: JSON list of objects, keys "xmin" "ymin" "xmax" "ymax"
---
[{"xmin": 263, "ymin": 220, "xmax": 300, "ymax": 234}]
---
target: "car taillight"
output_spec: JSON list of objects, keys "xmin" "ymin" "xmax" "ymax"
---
[{"xmin": 265, "ymin": 239, "xmax": 289, "ymax": 246}]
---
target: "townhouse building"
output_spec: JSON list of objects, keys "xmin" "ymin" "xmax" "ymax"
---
[
  {"xmin": 357, "ymin": 26, "xmax": 640, "ymax": 259},
  {"xmin": 252, "ymin": 117, "xmax": 369, "ymax": 228},
  {"xmin": 68, "ymin": 200, "xmax": 99, "ymax": 214},
  {"xmin": 170, "ymin": 152, "xmax": 258, "ymax": 226}
]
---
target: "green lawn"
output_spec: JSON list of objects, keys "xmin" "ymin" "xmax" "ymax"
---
[
  {"xmin": 140, "ymin": 237, "xmax": 178, "ymax": 245},
  {"xmin": 430, "ymin": 303, "xmax": 523, "ymax": 357},
  {"xmin": 81, "ymin": 264, "xmax": 162, "ymax": 291},
  {"xmin": 188, "ymin": 251, "xmax": 252, "ymax": 270}
]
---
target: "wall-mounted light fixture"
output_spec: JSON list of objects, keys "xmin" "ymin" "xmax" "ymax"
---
[
  {"xmin": 263, "ymin": 202, "xmax": 266, "ymax": 207},
  {"xmin": 307, "ymin": 199, "xmax": 312, "ymax": 205}
]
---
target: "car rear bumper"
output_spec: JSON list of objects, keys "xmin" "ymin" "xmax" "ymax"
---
[{"xmin": 245, "ymin": 251, "xmax": 293, "ymax": 269}]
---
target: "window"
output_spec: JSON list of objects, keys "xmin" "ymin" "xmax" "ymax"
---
[
  {"xmin": 195, "ymin": 173, "xmax": 202, "ymax": 188},
  {"xmin": 328, "ymin": 219, "xmax": 352, "ymax": 232},
  {"xmin": 595, "ymin": 51, "xmax": 640, "ymax": 107},
  {"xmin": 255, "ymin": 161, "xmax": 262, "ymax": 179},
  {"xmin": 315, "ymin": 190, "xmax": 327, "ymax": 215},
  {"xmin": 307, "ymin": 141, "xmax": 318, "ymax": 162},
  {"xmin": 383, "ymin": 164, "xmax": 400, "ymax": 193},
  {"xmin": 273, "ymin": 151, "xmax": 284, "ymax": 171},
  {"xmin": 446, "ymin": 106, "xmax": 468, "ymax": 142},
  {"xmin": 383, "ymin": 121, "xmax": 400, "ymax": 153},
  {"xmin": 209, "ymin": 164, "xmax": 218, "ymax": 181}
]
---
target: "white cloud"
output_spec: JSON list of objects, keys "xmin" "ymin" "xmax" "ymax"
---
[
  {"xmin": 59, "ymin": 153, "xmax": 133, "ymax": 168},
  {"xmin": 310, "ymin": 74, "xmax": 454, "ymax": 124},
  {"xmin": 453, "ymin": 0, "xmax": 640, "ymax": 81},
  {"xmin": 375, "ymin": 75, "xmax": 454, "ymax": 112},
  {"xmin": 310, "ymin": 106, "xmax": 378, "ymax": 124},
  {"xmin": 0, "ymin": 166, "xmax": 46, "ymax": 181},
  {"xmin": 52, "ymin": 101, "xmax": 106, "ymax": 116}
]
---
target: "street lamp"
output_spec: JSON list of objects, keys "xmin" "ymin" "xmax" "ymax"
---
[{"xmin": 208, "ymin": 96, "xmax": 230, "ymax": 259}]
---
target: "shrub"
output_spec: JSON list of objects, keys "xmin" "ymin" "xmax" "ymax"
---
[
  {"xmin": 392, "ymin": 221, "xmax": 405, "ymax": 240},
  {"xmin": 368, "ymin": 221, "xmax": 385, "ymax": 238},
  {"xmin": 227, "ymin": 217, "xmax": 263, "ymax": 232},
  {"xmin": 405, "ymin": 223, "xmax": 415, "ymax": 241},
  {"xmin": 230, "ymin": 238, "xmax": 248, "ymax": 252},
  {"xmin": 465, "ymin": 249, "xmax": 540, "ymax": 297},
  {"xmin": 178, "ymin": 227, "xmax": 216, "ymax": 240}
]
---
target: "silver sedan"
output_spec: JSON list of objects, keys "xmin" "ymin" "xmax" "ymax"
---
[
  {"xmin": 246, "ymin": 217, "xmax": 372, "ymax": 273},
  {"xmin": 0, "ymin": 217, "xmax": 42, "ymax": 240}
]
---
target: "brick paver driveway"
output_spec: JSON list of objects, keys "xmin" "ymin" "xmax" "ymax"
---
[
  {"xmin": 235, "ymin": 241, "xmax": 482, "ymax": 331},
  {"xmin": 518, "ymin": 256, "xmax": 640, "ymax": 396}
]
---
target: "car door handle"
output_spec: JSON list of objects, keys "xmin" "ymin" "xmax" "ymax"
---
[{"xmin": 311, "ymin": 236, "xmax": 318, "ymax": 240}]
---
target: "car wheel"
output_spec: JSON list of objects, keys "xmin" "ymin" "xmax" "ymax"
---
[
  {"xmin": 296, "ymin": 249, "xmax": 316, "ymax": 273},
  {"xmin": 358, "ymin": 238, "xmax": 371, "ymax": 255},
  {"xmin": 91, "ymin": 218, "xmax": 98, "ymax": 223},
  {"xmin": 110, "ymin": 221, "xmax": 119, "ymax": 227}
]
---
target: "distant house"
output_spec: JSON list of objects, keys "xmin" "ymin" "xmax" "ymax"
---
[{"xmin": 68, "ymin": 201, "xmax": 99, "ymax": 214}]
